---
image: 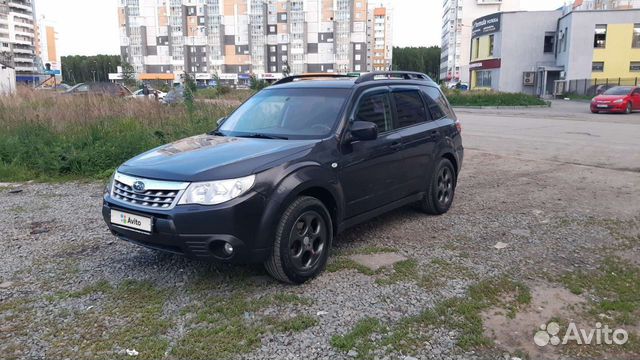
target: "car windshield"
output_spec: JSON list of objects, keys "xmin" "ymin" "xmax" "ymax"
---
[
  {"xmin": 218, "ymin": 88, "xmax": 349, "ymax": 140},
  {"xmin": 603, "ymin": 87, "xmax": 633, "ymax": 95}
]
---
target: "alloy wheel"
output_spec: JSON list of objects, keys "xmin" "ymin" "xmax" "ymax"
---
[
  {"xmin": 288, "ymin": 211, "xmax": 327, "ymax": 272},
  {"xmin": 436, "ymin": 166, "xmax": 453, "ymax": 206}
]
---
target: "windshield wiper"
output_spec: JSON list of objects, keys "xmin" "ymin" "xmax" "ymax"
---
[
  {"xmin": 208, "ymin": 129, "xmax": 226, "ymax": 136},
  {"xmin": 237, "ymin": 133, "xmax": 289, "ymax": 140}
]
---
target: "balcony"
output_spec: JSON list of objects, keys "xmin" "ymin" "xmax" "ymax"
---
[
  {"xmin": 13, "ymin": 56, "xmax": 34, "ymax": 63},
  {"xmin": 12, "ymin": 47, "xmax": 33, "ymax": 55},
  {"xmin": 8, "ymin": 1, "xmax": 33, "ymax": 12},
  {"xmin": 15, "ymin": 65, "xmax": 37, "ymax": 72}
]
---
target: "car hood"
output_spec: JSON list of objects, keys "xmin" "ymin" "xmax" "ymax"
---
[
  {"xmin": 593, "ymin": 95, "xmax": 627, "ymax": 101},
  {"xmin": 118, "ymin": 134, "xmax": 317, "ymax": 182}
]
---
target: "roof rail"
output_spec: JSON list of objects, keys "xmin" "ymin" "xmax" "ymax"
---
[
  {"xmin": 355, "ymin": 71, "xmax": 432, "ymax": 84},
  {"xmin": 274, "ymin": 73, "xmax": 357, "ymax": 85}
]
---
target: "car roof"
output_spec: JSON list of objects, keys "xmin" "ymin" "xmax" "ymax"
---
[{"xmin": 269, "ymin": 72, "xmax": 437, "ymax": 90}]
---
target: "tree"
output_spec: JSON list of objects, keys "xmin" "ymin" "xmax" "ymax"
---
[
  {"xmin": 282, "ymin": 61, "xmax": 291, "ymax": 78},
  {"xmin": 392, "ymin": 46, "xmax": 441, "ymax": 82},
  {"xmin": 120, "ymin": 60, "xmax": 137, "ymax": 88},
  {"xmin": 61, "ymin": 55, "xmax": 121, "ymax": 84}
]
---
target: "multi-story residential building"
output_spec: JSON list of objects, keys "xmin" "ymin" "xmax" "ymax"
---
[
  {"xmin": 35, "ymin": 15, "xmax": 60, "ymax": 79},
  {"xmin": 569, "ymin": 0, "xmax": 640, "ymax": 11},
  {"xmin": 117, "ymin": 0, "xmax": 392, "ymax": 84},
  {"xmin": 367, "ymin": 1, "xmax": 393, "ymax": 72},
  {"xmin": 0, "ymin": 0, "xmax": 38, "ymax": 82},
  {"xmin": 440, "ymin": 0, "xmax": 521, "ymax": 85}
]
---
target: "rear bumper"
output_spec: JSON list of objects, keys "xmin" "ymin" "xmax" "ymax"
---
[{"xmin": 102, "ymin": 192, "xmax": 271, "ymax": 263}]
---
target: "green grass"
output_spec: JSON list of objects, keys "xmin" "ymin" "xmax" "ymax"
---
[
  {"xmin": 445, "ymin": 90, "xmax": 548, "ymax": 107},
  {"xmin": 561, "ymin": 257, "xmax": 640, "ymax": 325},
  {"xmin": 331, "ymin": 277, "xmax": 532, "ymax": 359},
  {"xmin": 0, "ymin": 90, "xmax": 232, "ymax": 181}
]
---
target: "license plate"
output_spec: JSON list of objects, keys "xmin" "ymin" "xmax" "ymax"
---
[
  {"xmin": 597, "ymin": 104, "xmax": 608, "ymax": 108},
  {"xmin": 110, "ymin": 210, "xmax": 152, "ymax": 232}
]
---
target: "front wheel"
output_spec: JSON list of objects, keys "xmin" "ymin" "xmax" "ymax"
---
[
  {"xmin": 626, "ymin": 103, "xmax": 633, "ymax": 114},
  {"xmin": 417, "ymin": 158, "xmax": 457, "ymax": 215},
  {"xmin": 265, "ymin": 196, "xmax": 332, "ymax": 284}
]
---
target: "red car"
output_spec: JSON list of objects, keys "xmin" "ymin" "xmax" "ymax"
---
[{"xmin": 591, "ymin": 86, "xmax": 640, "ymax": 114}]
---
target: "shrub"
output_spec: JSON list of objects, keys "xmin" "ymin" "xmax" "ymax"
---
[
  {"xmin": 0, "ymin": 87, "xmax": 233, "ymax": 181},
  {"xmin": 445, "ymin": 90, "xmax": 547, "ymax": 107}
]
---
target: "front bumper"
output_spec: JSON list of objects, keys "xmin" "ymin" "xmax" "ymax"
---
[
  {"xmin": 102, "ymin": 191, "xmax": 271, "ymax": 263},
  {"xmin": 591, "ymin": 103, "xmax": 626, "ymax": 112}
]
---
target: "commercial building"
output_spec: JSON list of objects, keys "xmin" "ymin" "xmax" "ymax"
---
[
  {"xmin": 469, "ymin": 7, "xmax": 640, "ymax": 97},
  {"xmin": 570, "ymin": 0, "xmax": 640, "ymax": 11},
  {"xmin": 440, "ymin": 0, "xmax": 522, "ymax": 85},
  {"xmin": 0, "ymin": 0, "xmax": 38, "ymax": 83},
  {"xmin": 117, "ymin": 0, "xmax": 393, "ymax": 85}
]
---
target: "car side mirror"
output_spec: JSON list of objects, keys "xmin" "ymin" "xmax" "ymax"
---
[
  {"xmin": 350, "ymin": 121, "xmax": 378, "ymax": 141},
  {"xmin": 216, "ymin": 117, "xmax": 227, "ymax": 126}
]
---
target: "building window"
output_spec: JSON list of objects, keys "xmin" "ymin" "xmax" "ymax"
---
[
  {"xmin": 631, "ymin": 62, "xmax": 640, "ymax": 72},
  {"xmin": 544, "ymin": 32, "xmax": 555, "ymax": 53},
  {"xmin": 563, "ymin": 27, "xmax": 568, "ymax": 52},
  {"xmin": 476, "ymin": 70, "xmax": 492, "ymax": 88},
  {"xmin": 488, "ymin": 35, "xmax": 494, "ymax": 57},
  {"xmin": 473, "ymin": 38, "xmax": 480, "ymax": 59},
  {"xmin": 355, "ymin": 64, "xmax": 361, "ymax": 71},
  {"xmin": 633, "ymin": 24, "xmax": 640, "ymax": 48},
  {"xmin": 594, "ymin": 24, "xmax": 607, "ymax": 48},
  {"xmin": 592, "ymin": 61, "xmax": 604, "ymax": 72},
  {"xmin": 355, "ymin": 54, "xmax": 361, "ymax": 61}
]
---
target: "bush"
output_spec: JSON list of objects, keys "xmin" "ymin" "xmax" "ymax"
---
[
  {"xmin": 0, "ymin": 87, "xmax": 234, "ymax": 181},
  {"xmin": 444, "ymin": 90, "xmax": 547, "ymax": 107}
]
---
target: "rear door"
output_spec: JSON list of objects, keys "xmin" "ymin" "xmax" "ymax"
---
[
  {"xmin": 339, "ymin": 87, "xmax": 407, "ymax": 218},
  {"xmin": 389, "ymin": 86, "xmax": 440, "ymax": 198}
]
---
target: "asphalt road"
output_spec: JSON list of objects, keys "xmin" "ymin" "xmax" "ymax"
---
[{"xmin": 458, "ymin": 100, "xmax": 640, "ymax": 173}]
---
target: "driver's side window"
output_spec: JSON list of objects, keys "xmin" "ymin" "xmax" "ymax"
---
[{"xmin": 355, "ymin": 92, "xmax": 393, "ymax": 133}]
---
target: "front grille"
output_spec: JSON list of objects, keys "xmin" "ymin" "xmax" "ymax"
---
[
  {"xmin": 112, "ymin": 180, "xmax": 178, "ymax": 209},
  {"xmin": 110, "ymin": 172, "xmax": 190, "ymax": 211}
]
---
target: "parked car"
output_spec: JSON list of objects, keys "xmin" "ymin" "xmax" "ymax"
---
[
  {"xmin": 161, "ymin": 85, "xmax": 185, "ymax": 105},
  {"xmin": 130, "ymin": 88, "xmax": 166, "ymax": 100},
  {"xmin": 591, "ymin": 86, "xmax": 640, "ymax": 114},
  {"xmin": 65, "ymin": 82, "xmax": 132, "ymax": 97},
  {"xmin": 102, "ymin": 72, "xmax": 464, "ymax": 283}
]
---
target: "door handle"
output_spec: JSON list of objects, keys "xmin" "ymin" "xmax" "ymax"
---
[{"xmin": 390, "ymin": 141, "xmax": 403, "ymax": 150}]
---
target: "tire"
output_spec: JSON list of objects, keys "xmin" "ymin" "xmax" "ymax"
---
[
  {"xmin": 417, "ymin": 158, "xmax": 457, "ymax": 215},
  {"xmin": 264, "ymin": 196, "xmax": 332, "ymax": 284},
  {"xmin": 626, "ymin": 103, "xmax": 633, "ymax": 114},
  {"xmin": 591, "ymin": 110, "xmax": 599, "ymax": 114}
]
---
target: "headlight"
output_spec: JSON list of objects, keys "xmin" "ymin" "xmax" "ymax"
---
[
  {"xmin": 177, "ymin": 175, "xmax": 255, "ymax": 205},
  {"xmin": 613, "ymin": 99, "xmax": 624, "ymax": 104},
  {"xmin": 105, "ymin": 172, "xmax": 115, "ymax": 195}
]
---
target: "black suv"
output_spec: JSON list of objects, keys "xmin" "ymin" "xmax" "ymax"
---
[{"xmin": 102, "ymin": 72, "xmax": 463, "ymax": 283}]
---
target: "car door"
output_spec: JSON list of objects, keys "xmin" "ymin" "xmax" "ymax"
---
[
  {"xmin": 389, "ymin": 86, "xmax": 440, "ymax": 198},
  {"xmin": 339, "ymin": 87, "xmax": 406, "ymax": 219},
  {"xmin": 632, "ymin": 88, "xmax": 640, "ymax": 110}
]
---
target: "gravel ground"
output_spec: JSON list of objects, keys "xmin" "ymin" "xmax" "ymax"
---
[{"xmin": 1, "ymin": 122, "xmax": 639, "ymax": 359}]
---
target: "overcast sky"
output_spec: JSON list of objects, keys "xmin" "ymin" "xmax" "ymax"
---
[{"xmin": 36, "ymin": 0, "xmax": 567, "ymax": 56}]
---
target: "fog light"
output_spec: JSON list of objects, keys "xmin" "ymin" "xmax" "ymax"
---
[{"xmin": 224, "ymin": 243, "xmax": 234, "ymax": 255}]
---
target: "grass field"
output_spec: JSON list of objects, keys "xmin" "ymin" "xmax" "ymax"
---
[
  {"xmin": 0, "ymin": 87, "xmax": 235, "ymax": 182},
  {"xmin": 445, "ymin": 89, "xmax": 548, "ymax": 107}
]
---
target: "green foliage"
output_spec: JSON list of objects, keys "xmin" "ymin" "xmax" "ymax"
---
[
  {"xmin": 120, "ymin": 60, "xmax": 137, "ymax": 88},
  {"xmin": 250, "ymin": 75, "xmax": 269, "ymax": 91},
  {"xmin": 61, "ymin": 54, "xmax": 122, "ymax": 84},
  {"xmin": 392, "ymin": 46, "xmax": 441, "ymax": 81},
  {"xmin": 444, "ymin": 90, "xmax": 548, "ymax": 107},
  {"xmin": 0, "ymin": 97, "xmax": 229, "ymax": 181},
  {"xmin": 213, "ymin": 73, "xmax": 231, "ymax": 95}
]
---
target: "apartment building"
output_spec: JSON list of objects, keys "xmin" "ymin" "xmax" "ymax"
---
[
  {"xmin": 118, "ymin": 0, "xmax": 392, "ymax": 84},
  {"xmin": 569, "ymin": 0, "xmax": 640, "ymax": 11},
  {"xmin": 0, "ymin": 0, "xmax": 38, "ymax": 81},
  {"xmin": 35, "ymin": 15, "xmax": 60, "ymax": 78},
  {"xmin": 367, "ymin": 2, "xmax": 393, "ymax": 72},
  {"xmin": 440, "ymin": 0, "xmax": 521, "ymax": 85}
]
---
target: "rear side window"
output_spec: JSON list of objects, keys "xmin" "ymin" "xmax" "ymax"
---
[
  {"xmin": 355, "ymin": 92, "xmax": 393, "ymax": 132},
  {"xmin": 392, "ymin": 90, "xmax": 429, "ymax": 128},
  {"xmin": 423, "ymin": 87, "xmax": 454, "ymax": 119}
]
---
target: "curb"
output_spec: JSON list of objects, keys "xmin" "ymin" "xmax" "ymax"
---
[{"xmin": 452, "ymin": 103, "xmax": 551, "ymax": 110}]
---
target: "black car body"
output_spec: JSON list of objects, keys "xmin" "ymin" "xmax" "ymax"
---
[{"xmin": 103, "ymin": 72, "xmax": 463, "ymax": 283}]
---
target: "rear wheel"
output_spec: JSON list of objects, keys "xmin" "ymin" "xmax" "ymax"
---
[
  {"xmin": 417, "ymin": 158, "xmax": 456, "ymax": 215},
  {"xmin": 264, "ymin": 196, "xmax": 332, "ymax": 284}
]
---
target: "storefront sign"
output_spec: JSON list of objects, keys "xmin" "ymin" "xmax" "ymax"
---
[
  {"xmin": 219, "ymin": 73, "xmax": 238, "ymax": 80},
  {"xmin": 469, "ymin": 58, "xmax": 502, "ymax": 70},
  {"xmin": 195, "ymin": 73, "xmax": 212, "ymax": 80},
  {"xmin": 472, "ymin": 13, "xmax": 501, "ymax": 38}
]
